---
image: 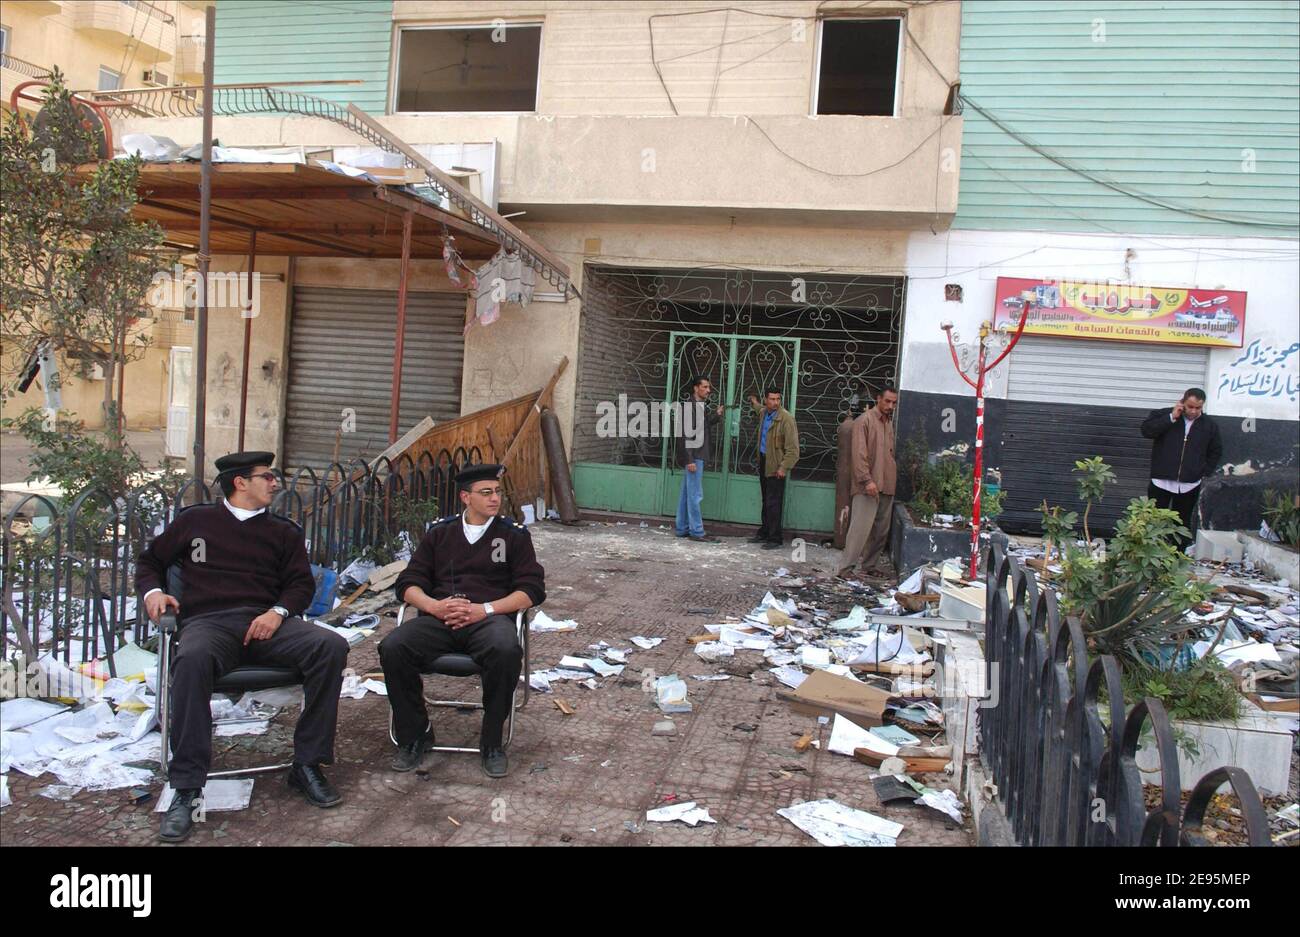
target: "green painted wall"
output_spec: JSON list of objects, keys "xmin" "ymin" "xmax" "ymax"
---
[
  {"xmin": 213, "ymin": 0, "xmax": 393, "ymax": 114},
  {"xmin": 956, "ymin": 0, "xmax": 1300, "ymax": 237}
]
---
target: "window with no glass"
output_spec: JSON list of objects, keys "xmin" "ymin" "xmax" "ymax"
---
[
  {"xmin": 395, "ymin": 24, "xmax": 541, "ymax": 113},
  {"xmin": 816, "ymin": 18, "xmax": 902, "ymax": 117}
]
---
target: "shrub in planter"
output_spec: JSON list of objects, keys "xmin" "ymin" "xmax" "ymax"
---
[
  {"xmin": 902, "ymin": 440, "xmax": 1005, "ymax": 527},
  {"xmin": 1055, "ymin": 497, "xmax": 1214, "ymax": 672},
  {"xmin": 1261, "ymin": 488, "xmax": 1300, "ymax": 549}
]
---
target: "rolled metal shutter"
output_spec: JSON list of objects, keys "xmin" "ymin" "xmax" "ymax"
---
[
  {"xmin": 1007, "ymin": 336, "xmax": 1209, "ymax": 408},
  {"xmin": 285, "ymin": 287, "xmax": 465, "ymax": 471},
  {"xmin": 999, "ymin": 337, "xmax": 1210, "ymax": 535}
]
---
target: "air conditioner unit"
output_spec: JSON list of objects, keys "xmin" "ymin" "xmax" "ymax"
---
[{"xmin": 142, "ymin": 70, "xmax": 167, "ymax": 86}]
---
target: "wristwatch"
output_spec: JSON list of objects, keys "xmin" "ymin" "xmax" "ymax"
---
[
  {"xmin": 482, "ymin": 602, "xmax": 495, "ymax": 617},
  {"xmin": 270, "ymin": 606, "xmax": 289, "ymax": 619}
]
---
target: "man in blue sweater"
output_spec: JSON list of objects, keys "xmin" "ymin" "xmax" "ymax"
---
[{"xmin": 136, "ymin": 451, "xmax": 350, "ymax": 842}]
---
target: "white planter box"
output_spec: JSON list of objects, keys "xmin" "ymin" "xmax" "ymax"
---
[{"xmin": 1134, "ymin": 698, "xmax": 1293, "ymax": 797}]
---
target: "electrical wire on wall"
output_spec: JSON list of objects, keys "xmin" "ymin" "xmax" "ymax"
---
[{"xmin": 959, "ymin": 94, "xmax": 1299, "ymax": 232}]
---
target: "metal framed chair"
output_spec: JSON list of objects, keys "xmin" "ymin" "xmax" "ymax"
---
[
  {"xmin": 154, "ymin": 561, "xmax": 304, "ymax": 781},
  {"xmin": 385, "ymin": 603, "xmax": 531, "ymax": 754}
]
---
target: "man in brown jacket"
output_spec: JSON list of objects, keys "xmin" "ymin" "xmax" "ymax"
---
[
  {"xmin": 838, "ymin": 386, "xmax": 898, "ymax": 577},
  {"xmin": 746, "ymin": 389, "xmax": 800, "ymax": 549}
]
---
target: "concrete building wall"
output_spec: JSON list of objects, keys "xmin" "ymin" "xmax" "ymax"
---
[
  {"xmin": 390, "ymin": 0, "xmax": 960, "ymax": 119},
  {"xmin": 194, "ymin": 255, "xmax": 292, "ymax": 476},
  {"xmin": 1, "ymin": 342, "xmax": 174, "ymax": 431}
]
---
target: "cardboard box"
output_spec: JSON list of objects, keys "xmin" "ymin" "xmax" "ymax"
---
[{"xmin": 777, "ymin": 669, "xmax": 893, "ymax": 729}]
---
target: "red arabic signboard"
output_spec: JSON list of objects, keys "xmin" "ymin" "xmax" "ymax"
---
[{"xmin": 992, "ymin": 277, "xmax": 1247, "ymax": 348}]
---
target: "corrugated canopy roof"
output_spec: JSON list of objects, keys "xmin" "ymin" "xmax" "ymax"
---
[{"xmin": 94, "ymin": 161, "xmax": 503, "ymax": 260}]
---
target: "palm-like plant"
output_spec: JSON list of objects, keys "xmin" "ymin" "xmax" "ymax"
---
[{"xmin": 1057, "ymin": 498, "xmax": 1214, "ymax": 671}]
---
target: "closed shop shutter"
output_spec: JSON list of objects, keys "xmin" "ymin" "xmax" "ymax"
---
[
  {"xmin": 284, "ymin": 287, "xmax": 465, "ymax": 471},
  {"xmin": 1006, "ymin": 336, "xmax": 1209, "ymax": 409},
  {"xmin": 998, "ymin": 337, "xmax": 1210, "ymax": 536}
]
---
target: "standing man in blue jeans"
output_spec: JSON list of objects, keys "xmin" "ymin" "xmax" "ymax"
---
[{"xmin": 674, "ymin": 375, "xmax": 724, "ymax": 543}]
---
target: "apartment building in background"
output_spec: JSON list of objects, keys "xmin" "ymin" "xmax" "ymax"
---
[{"xmin": 2, "ymin": 1, "xmax": 210, "ymax": 444}]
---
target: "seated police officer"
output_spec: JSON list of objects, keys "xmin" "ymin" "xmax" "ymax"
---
[
  {"xmin": 137, "ymin": 451, "xmax": 350, "ymax": 842},
  {"xmin": 380, "ymin": 463, "xmax": 546, "ymax": 779}
]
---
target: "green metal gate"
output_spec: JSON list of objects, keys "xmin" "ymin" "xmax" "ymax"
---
[
  {"xmin": 659, "ymin": 332, "xmax": 800, "ymax": 526},
  {"xmin": 573, "ymin": 266, "xmax": 905, "ymax": 533}
]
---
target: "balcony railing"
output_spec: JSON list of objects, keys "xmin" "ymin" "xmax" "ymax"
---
[
  {"xmin": 121, "ymin": 0, "xmax": 175, "ymax": 25},
  {"xmin": 1, "ymin": 53, "xmax": 53, "ymax": 81}
]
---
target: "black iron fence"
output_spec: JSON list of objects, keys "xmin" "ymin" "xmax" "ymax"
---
[
  {"xmin": 1, "ymin": 448, "xmax": 481, "ymax": 669},
  {"xmin": 981, "ymin": 544, "xmax": 1271, "ymax": 846}
]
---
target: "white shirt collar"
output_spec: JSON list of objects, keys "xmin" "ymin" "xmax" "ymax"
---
[
  {"xmin": 224, "ymin": 500, "xmax": 267, "ymax": 522},
  {"xmin": 461, "ymin": 511, "xmax": 493, "ymax": 545}
]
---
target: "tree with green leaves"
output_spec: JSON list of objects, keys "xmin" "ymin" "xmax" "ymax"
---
[{"xmin": 0, "ymin": 68, "xmax": 169, "ymax": 442}]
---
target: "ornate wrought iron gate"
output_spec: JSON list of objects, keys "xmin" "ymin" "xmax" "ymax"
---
[{"xmin": 573, "ymin": 265, "xmax": 905, "ymax": 531}]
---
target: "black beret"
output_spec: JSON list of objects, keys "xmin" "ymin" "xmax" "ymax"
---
[
  {"xmin": 455, "ymin": 463, "xmax": 505, "ymax": 489},
  {"xmin": 214, "ymin": 450, "xmax": 275, "ymax": 476}
]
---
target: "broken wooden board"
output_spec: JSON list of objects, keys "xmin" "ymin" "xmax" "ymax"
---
[
  {"xmin": 554, "ymin": 697, "xmax": 575, "ymax": 716},
  {"xmin": 794, "ymin": 732, "xmax": 815, "ymax": 753},
  {"xmin": 853, "ymin": 748, "xmax": 949, "ymax": 773}
]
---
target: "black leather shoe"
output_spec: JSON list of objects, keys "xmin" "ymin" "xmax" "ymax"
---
[
  {"xmin": 158, "ymin": 787, "xmax": 201, "ymax": 843},
  {"xmin": 762, "ymin": 541, "xmax": 785, "ymax": 550},
  {"xmin": 392, "ymin": 724, "xmax": 435, "ymax": 772},
  {"xmin": 287, "ymin": 763, "xmax": 342, "ymax": 808},
  {"xmin": 746, "ymin": 535, "xmax": 767, "ymax": 544},
  {"xmin": 688, "ymin": 534, "xmax": 721, "ymax": 543},
  {"xmin": 481, "ymin": 746, "xmax": 508, "ymax": 778}
]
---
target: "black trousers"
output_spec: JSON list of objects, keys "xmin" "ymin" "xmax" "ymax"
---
[
  {"xmin": 757, "ymin": 473, "xmax": 787, "ymax": 544},
  {"xmin": 378, "ymin": 614, "xmax": 522, "ymax": 750},
  {"xmin": 1148, "ymin": 481, "xmax": 1200, "ymax": 548},
  {"xmin": 168, "ymin": 606, "xmax": 350, "ymax": 789}
]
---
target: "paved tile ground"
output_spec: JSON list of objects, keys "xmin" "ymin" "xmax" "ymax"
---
[{"xmin": 1, "ymin": 521, "xmax": 974, "ymax": 847}]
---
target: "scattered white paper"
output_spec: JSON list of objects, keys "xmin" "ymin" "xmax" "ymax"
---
[
  {"xmin": 631, "ymin": 636, "xmax": 664, "ymax": 650},
  {"xmin": 1, "ymin": 698, "xmax": 69, "ymax": 732},
  {"xmin": 1197, "ymin": 640, "xmax": 1281, "ymax": 665},
  {"xmin": 915, "ymin": 787, "xmax": 963, "ymax": 823},
  {"xmin": 531, "ymin": 610, "xmax": 578, "ymax": 633},
  {"xmin": 38, "ymin": 784, "xmax": 83, "ymax": 801},
  {"xmin": 238, "ymin": 686, "xmax": 303, "ymax": 709},
  {"xmin": 769, "ymin": 666, "xmax": 807, "ymax": 689},
  {"xmin": 313, "ymin": 620, "xmax": 369, "ymax": 647},
  {"xmin": 691, "ymin": 674, "xmax": 731, "ymax": 681},
  {"xmin": 695, "ymin": 641, "xmax": 734, "ymax": 662},
  {"xmin": 654, "ymin": 674, "xmax": 691, "ymax": 713},
  {"xmin": 778, "ymin": 799, "xmax": 903, "ymax": 846},
  {"xmin": 156, "ymin": 778, "xmax": 255, "ymax": 813},
  {"xmin": 828, "ymin": 714, "xmax": 897, "ymax": 757},
  {"xmin": 800, "ymin": 646, "xmax": 832, "ymax": 669},
  {"xmin": 828, "ymin": 606, "xmax": 868, "ymax": 631},
  {"xmin": 646, "ymin": 801, "xmax": 716, "ymax": 827}
]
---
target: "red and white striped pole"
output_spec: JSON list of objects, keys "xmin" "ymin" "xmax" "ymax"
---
[
  {"xmin": 968, "ymin": 327, "xmax": 990, "ymax": 579},
  {"xmin": 942, "ymin": 303, "xmax": 1029, "ymax": 580}
]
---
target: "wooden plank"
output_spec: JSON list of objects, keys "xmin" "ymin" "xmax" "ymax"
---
[
  {"xmin": 853, "ymin": 749, "xmax": 949, "ymax": 772},
  {"xmin": 500, "ymin": 357, "xmax": 568, "ymax": 466},
  {"xmin": 794, "ymin": 732, "xmax": 814, "ymax": 753},
  {"xmin": 554, "ymin": 698, "xmax": 576, "ymax": 716}
]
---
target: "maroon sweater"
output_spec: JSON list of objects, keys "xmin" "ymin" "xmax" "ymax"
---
[
  {"xmin": 135, "ymin": 503, "xmax": 315, "ymax": 619},
  {"xmin": 395, "ymin": 514, "xmax": 546, "ymax": 609}
]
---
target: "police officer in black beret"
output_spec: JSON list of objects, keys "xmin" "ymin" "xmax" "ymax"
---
[
  {"xmin": 137, "ymin": 451, "xmax": 350, "ymax": 842},
  {"xmin": 380, "ymin": 464, "xmax": 546, "ymax": 779}
]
